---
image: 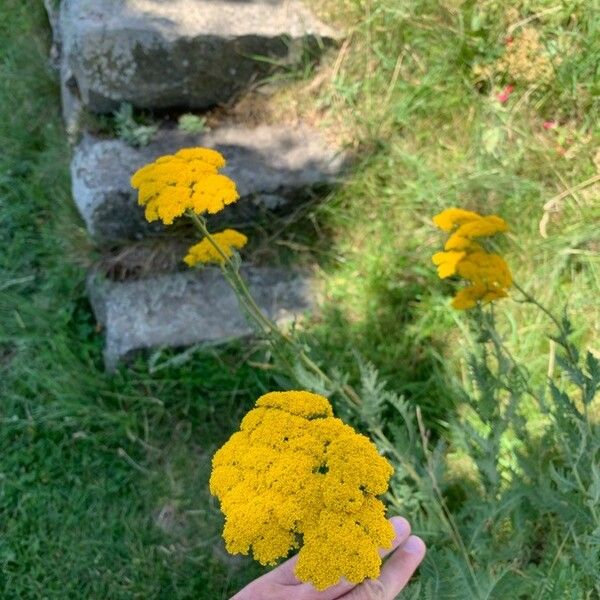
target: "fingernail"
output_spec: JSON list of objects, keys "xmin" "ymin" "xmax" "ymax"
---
[{"xmin": 402, "ymin": 535, "xmax": 424, "ymax": 555}]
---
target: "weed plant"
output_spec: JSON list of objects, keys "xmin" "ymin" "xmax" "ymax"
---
[{"xmin": 114, "ymin": 103, "xmax": 158, "ymax": 147}]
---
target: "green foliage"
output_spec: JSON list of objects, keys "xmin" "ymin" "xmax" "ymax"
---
[
  {"xmin": 309, "ymin": 0, "xmax": 598, "ymax": 401},
  {"xmin": 373, "ymin": 305, "xmax": 600, "ymax": 598},
  {"xmin": 178, "ymin": 113, "xmax": 209, "ymax": 134},
  {"xmin": 114, "ymin": 103, "xmax": 158, "ymax": 147},
  {"xmin": 0, "ymin": 3, "xmax": 268, "ymax": 597}
]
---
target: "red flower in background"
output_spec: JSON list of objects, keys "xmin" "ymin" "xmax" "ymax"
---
[{"xmin": 496, "ymin": 85, "xmax": 514, "ymax": 103}]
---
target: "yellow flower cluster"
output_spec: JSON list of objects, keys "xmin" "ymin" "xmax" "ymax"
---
[
  {"xmin": 184, "ymin": 229, "xmax": 248, "ymax": 266},
  {"xmin": 130, "ymin": 147, "xmax": 239, "ymax": 225},
  {"xmin": 210, "ymin": 390, "xmax": 394, "ymax": 590},
  {"xmin": 497, "ymin": 27, "xmax": 555, "ymax": 84},
  {"xmin": 432, "ymin": 208, "xmax": 512, "ymax": 310}
]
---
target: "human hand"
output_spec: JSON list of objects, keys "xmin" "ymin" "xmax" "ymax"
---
[{"xmin": 231, "ymin": 517, "xmax": 426, "ymax": 600}]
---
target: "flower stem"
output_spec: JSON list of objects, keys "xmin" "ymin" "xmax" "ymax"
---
[
  {"xmin": 186, "ymin": 210, "xmax": 364, "ymax": 412},
  {"xmin": 187, "ymin": 211, "xmax": 286, "ymax": 338}
]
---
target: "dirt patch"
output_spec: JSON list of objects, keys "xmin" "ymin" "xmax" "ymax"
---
[{"xmin": 96, "ymin": 236, "xmax": 194, "ymax": 281}]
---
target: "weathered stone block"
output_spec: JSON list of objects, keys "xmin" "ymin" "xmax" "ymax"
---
[
  {"xmin": 44, "ymin": 0, "xmax": 84, "ymax": 139},
  {"xmin": 58, "ymin": 0, "xmax": 338, "ymax": 113},
  {"xmin": 88, "ymin": 267, "xmax": 315, "ymax": 370},
  {"xmin": 71, "ymin": 124, "xmax": 346, "ymax": 240}
]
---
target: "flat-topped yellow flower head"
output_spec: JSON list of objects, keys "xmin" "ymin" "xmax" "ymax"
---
[
  {"xmin": 456, "ymin": 252, "xmax": 512, "ymax": 289},
  {"xmin": 452, "ymin": 284, "xmax": 508, "ymax": 310},
  {"xmin": 209, "ymin": 390, "xmax": 395, "ymax": 590},
  {"xmin": 432, "ymin": 208, "xmax": 512, "ymax": 310},
  {"xmin": 444, "ymin": 215, "xmax": 508, "ymax": 251},
  {"xmin": 432, "ymin": 208, "xmax": 482, "ymax": 231},
  {"xmin": 184, "ymin": 229, "xmax": 248, "ymax": 266},
  {"xmin": 130, "ymin": 147, "xmax": 239, "ymax": 225}
]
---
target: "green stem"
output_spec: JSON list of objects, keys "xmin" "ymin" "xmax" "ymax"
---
[
  {"xmin": 512, "ymin": 279, "xmax": 589, "ymax": 424},
  {"xmin": 187, "ymin": 210, "xmax": 363, "ymax": 411},
  {"xmin": 416, "ymin": 408, "xmax": 480, "ymax": 595},
  {"xmin": 512, "ymin": 281, "xmax": 563, "ymax": 334},
  {"xmin": 513, "ymin": 280, "xmax": 579, "ymax": 369},
  {"xmin": 187, "ymin": 211, "xmax": 285, "ymax": 338}
]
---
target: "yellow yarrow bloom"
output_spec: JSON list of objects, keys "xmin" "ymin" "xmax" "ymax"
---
[
  {"xmin": 451, "ymin": 283, "xmax": 508, "ymax": 310},
  {"xmin": 184, "ymin": 229, "xmax": 248, "ymax": 266},
  {"xmin": 445, "ymin": 215, "xmax": 508, "ymax": 251},
  {"xmin": 432, "ymin": 208, "xmax": 512, "ymax": 310},
  {"xmin": 456, "ymin": 252, "xmax": 512, "ymax": 289},
  {"xmin": 432, "ymin": 250, "xmax": 467, "ymax": 279},
  {"xmin": 210, "ymin": 390, "xmax": 394, "ymax": 590},
  {"xmin": 130, "ymin": 147, "xmax": 239, "ymax": 225},
  {"xmin": 432, "ymin": 208, "xmax": 482, "ymax": 231}
]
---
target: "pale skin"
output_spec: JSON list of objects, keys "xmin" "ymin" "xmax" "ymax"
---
[{"xmin": 232, "ymin": 517, "xmax": 426, "ymax": 600}]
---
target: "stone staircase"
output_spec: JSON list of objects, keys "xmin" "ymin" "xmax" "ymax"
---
[{"xmin": 47, "ymin": 0, "xmax": 344, "ymax": 369}]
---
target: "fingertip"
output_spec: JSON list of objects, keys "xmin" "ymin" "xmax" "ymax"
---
[
  {"xmin": 390, "ymin": 516, "xmax": 411, "ymax": 542},
  {"xmin": 377, "ymin": 535, "xmax": 426, "ymax": 595},
  {"xmin": 401, "ymin": 535, "xmax": 426, "ymax": 559}
]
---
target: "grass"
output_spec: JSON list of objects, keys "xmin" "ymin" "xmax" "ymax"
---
[{"xmin": 1, "ymin": 0, "xmax": 599, "ymax": 598}]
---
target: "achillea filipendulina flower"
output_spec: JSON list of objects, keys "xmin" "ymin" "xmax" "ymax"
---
[
  {"xmin": 184, "ymin": 229, "xmax": 248, "ymax": 266},
  {"xmin": 130, "ymin": 147, "xmax": 239, "ymax": 225},
  {"xmin": 451, "ymin": 283, "xmax": 508, "ymax": 310},
  {"xmin": 431, "ymin": 250, "xmax": 467, "ymax": 278},
  {"xmin": 210, "ymin": 390, "xmax": 394, "ymax": 590},
  {"xmin": 432, "ymin": 208, "xmax": 512, "ymax": 310},
  {"xmin": 445, "ymin": 215, "xmax": 508, "ymax": 251},
  {"xmin": 456, "ymin": 252, "xmax": 512, "ymax": 290}
]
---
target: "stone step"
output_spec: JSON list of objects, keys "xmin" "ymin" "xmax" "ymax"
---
[
  {"xmin": 56, "ymin": 0, "xmax": 338, "ymax": 118},
  {"xmin": 72, "ymin": 123, "xmax": 346, "ymax": 241},
  {"xmin": 88, "ymin": 266, "xmax": 315, "ymax": 370}
]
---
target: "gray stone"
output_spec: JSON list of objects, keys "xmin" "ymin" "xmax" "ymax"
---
[
  {"xmin": 88, "ymin": 267, "xmax": 315, "ymax": 370},
  {"xmin": 61, "ymin": 63, "xmax": 86, "ymax": 141},
  {"xmin": 44, "ymin": 1, "xmax": 86, "ymax": 139},
  {"xmin": 58, "ymin": 0, "xmax": 338, "ymax": 113},
  {"xmin": 71, "ymin": 124, "xmax": 347, "ymax": 241},
  {"xmin": 43, "ymin": 0, "xmax": 61, "ymax": 70}
]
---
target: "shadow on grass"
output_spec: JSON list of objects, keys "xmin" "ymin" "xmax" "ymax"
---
[{"xmin": 310, "ymin": 259, "xmax": 459, "ymax": 430}]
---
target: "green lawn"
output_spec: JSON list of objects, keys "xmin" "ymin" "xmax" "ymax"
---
[{"xmin": 1, "ymin": 0, "xmax": 599, "ymax": 598}]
